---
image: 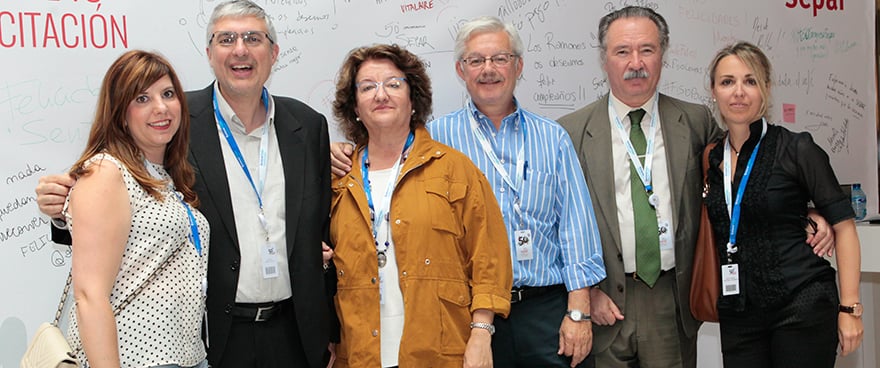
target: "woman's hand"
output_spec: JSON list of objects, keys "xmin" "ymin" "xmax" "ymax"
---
[
  {"xmin": 838, "ymin": 312, "xmax": 863, "ymax": 356},
  {"xmin": 463, "ymin": 328, "xmax": 493, "ymax": 368}
]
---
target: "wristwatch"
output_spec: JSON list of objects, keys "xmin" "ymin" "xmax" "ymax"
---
[
  {"xmin": 839, "ymin": 303, "xmax": 863, "ymax": 317},
  {"xmin": 470, "ymin": 322, "xmax": 495, "ymax": 335},
  {"xmin": 566, "ymin": 309, "xmax": 591, "ymax": 322}
]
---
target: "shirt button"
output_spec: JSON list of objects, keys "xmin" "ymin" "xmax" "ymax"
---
[
  {"xmin": 338, "ymin": 270, "xmax": 345, "ymax": 276},
  {"xmin": 435, "ymin": 151, "xmax": 441, "ymax": 155},
  {"xmin": 500, "ymin": 158, "xmax": 505, "ymax": 164},
  {"xmin": 424, "ymin": 258, "xmax": 430, "ymax": 265},
  {"xmin": 499, "ymin": 187, "xmax": 506, "ymax": 193},
  {"xmin": 372, "ymin": 329, "xmax": 379, "ymax": 337},
  {"xmin": 348, "ymin": 183, "xmax": 354, "ymax": 187}
]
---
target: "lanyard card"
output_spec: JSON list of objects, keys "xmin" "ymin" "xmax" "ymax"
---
[
  {"xmin": 721, "ymin": 263, "xmax": 740, "ymax": 296},
  {"xmin": 261, "ymin": 243, "xmax": 280, "ymax": 279},
  {"xmin": 514, "ymin": 229, "xmax": 534, "ymax": 261}
]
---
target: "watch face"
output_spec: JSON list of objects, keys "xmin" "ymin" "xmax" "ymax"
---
[
  {"xmin": 569, "ymin": 310, "xmax": 583, "ymax": 321},
  {"xmin": 853, "ymin": 303, "xmax": 863, "ymax": 317}
]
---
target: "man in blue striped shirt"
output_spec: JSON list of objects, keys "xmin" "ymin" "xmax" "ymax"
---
[{"xmin": 331, "ymin": 16, "xmax": 605, "ymax": 368}]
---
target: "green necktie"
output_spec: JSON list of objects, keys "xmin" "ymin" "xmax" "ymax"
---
[{"xmin": 629, "ymin": 108, "xmax": 661, "ymax": 287}]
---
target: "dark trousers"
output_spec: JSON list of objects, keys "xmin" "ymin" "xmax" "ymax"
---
[
  {"xmin": 720, "ymin": 278, "xmax": 839, "ymax": 368},
  {"xmin": 217, "ymin": 302, "xmax": 309, "ymax": 368},
  {"xmin": 492, "ymin": 285, "xmax": 595, "ymax": 368}
]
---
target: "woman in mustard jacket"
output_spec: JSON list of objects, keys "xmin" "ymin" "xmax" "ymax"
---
[{"xmin": 329, "ymin": 44, "xmax": 513, "ymax": 368}]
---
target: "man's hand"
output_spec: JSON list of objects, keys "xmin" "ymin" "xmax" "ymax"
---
[
  {"xmin": 557, "ymin": 316, "xmax": 592, "ymax": 367},
  {"xmin": 330, "ymin": 142, "xmax": 354, "ymax": 178},
  {"xmin": 322, "ymin": 242, "xmax": 334, "ymax": 270},
  {"xmin": 806, "ymin": 210, "xmax": 836, "ymax": 257},
  {"xmin": 35, "ymin": 174, "xmax": 76, "ymax": 219},
  {"xmin": 588, "ymin": 287, "xmax": 624, "ymax": 326}
]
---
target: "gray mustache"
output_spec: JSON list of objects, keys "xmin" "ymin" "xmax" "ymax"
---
[{"xmin": 623, "ymin": 69, "xmax": 649, "ymax": 80}]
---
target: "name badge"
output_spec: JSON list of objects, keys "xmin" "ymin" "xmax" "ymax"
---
[
  {"xmin": 658, "ymin": 219, "xmax": 672, "ymax": 250},
  {"xmin": 514, "ymin": 229, "xmax": 534, "ymax": 261},
  {"xmin": 721, "ymin": 264, "xmax": 740, "ymax": 296},
  {"xmin": 261, "ymin": 243, "xmax": 280, "ymax": 279}
]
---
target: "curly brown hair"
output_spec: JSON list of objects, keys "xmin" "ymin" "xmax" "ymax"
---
[{"xmin": 333, "ymin": 44, "xmax": 432, "ymax": 145}]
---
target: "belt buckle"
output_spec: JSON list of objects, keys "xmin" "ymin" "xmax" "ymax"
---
[
  {"xmin": 254, "ymin": 305, "xmax": 274, "ymax": 322},
  {"xmin": 510, "ymin": 289, "xmax": 523, "ymax": 304}
]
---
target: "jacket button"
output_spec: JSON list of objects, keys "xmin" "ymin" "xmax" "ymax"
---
[
  {"xmin": 617, "ymin": 285, "xmax": 624, "ymax": 293},
  {"xmin": 371, "ymin": 329, "xmax": 378, "ymax": 337},
  {"xmin": 395, "ymin": 219, "xmax": 401, "ymax": 225},
  {"xmin": 371, "ymin": 277, "xmax": 377, "ymax": 284},
  {"xmin": 230, "ymin": 261, "xmax": 238, "ymax": 271},
  {"xmin": 617, "ymin": 253, "xmax": 623, "ymax": 261},
  {"xmin": 224, "ymin": 304, "xmax": 232, "ymax": 314},
  {"xmin": 401, "ymin": 271, "xmax": 407, "ymax": 276}
]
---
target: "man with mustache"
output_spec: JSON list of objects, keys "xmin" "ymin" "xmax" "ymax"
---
[
  {"xmin": 331, "ymin": 16, "xmax": 605, "ymax": 367},
  {"xmin": 557, "ymin": 6, "xmax": 834, "ymax": 367}
]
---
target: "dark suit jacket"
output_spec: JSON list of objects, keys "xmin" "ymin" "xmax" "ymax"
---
[
  {"xmin": 187, "ymin": 85, "xmax": 334, "ymax": 367},
  {"xmin": 53, "ymin": 84, "xmax": 336, "ymax": 368},
  {"xmin": 558, "ymin": 94, "xmax": 720, "ymax": 353}
]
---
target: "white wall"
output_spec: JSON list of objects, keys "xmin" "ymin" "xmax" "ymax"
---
[{"xmin": 0, "ymin": 0, "xmax": 876, "ymax": 365}]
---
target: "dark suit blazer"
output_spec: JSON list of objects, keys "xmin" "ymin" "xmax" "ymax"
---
[
  {"xmin": 558, "ymin": 93, "xmax": 720, "ymax": 352},
  {"xmin": 186, "ymin": 84, "xmax": 334, "ymax": 368}
]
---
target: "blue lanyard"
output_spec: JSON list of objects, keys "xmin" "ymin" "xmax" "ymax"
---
[
  {"xmin": 609, "ymin": 93, "xmax": 659, "ymax": 192},
  {"xmin": 212, "ymin": 88, "xmax": 271, "ymax": 232},
  {"xmin": 723, "ymin": 119, "xmax": 767, "ymax": 258},
  {"xmin": 467, "ymin": 105, "xmax": 526, "ymax": 226},
  {"xmin": 361, "ymin": 131, "xmax": 414, "ymax": 251},
  {"xmin": 145, "ymin": 160, "xmax": 202, "ymax": 256}
]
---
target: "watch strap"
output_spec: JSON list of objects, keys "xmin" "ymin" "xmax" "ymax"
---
[{"xmin": 470, "ymin": 322, "xmax": 495, "ymax": 335}]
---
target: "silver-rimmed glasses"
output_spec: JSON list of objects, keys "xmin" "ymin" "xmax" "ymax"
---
[
  {"xmin": 460, "ymin": 53, "xmax": 519, "ymax": 69},
  {"xmin": 210, "ymin": 31, "xmax": 274, "ymax": 47}
]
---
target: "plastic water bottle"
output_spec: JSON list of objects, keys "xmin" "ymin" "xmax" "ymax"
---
[{"xmin": 851, "ymin": 183, "xmax": 867, "ymax": 221}]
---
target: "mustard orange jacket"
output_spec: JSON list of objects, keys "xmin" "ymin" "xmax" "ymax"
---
[{"xmin": 329, "ymin": 127, "xmax": 512, "ymax": 367}]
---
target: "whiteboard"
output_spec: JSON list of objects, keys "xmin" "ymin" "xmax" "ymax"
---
[{"xmin": 0, "ymin": 0, "xmax": 875, "ymax": 362}]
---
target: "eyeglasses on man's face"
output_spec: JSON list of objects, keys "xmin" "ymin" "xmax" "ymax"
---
[
  {"xmin": 210, "ymin": 31, "xmax": 274, "ymax": 47},
  {"xmin": 460, "ymin": 53, "xmax": 519, "ymax": 69},
  {"xmin": 355, "ymin": 77, "xmax": 408, "ymax": 95}
]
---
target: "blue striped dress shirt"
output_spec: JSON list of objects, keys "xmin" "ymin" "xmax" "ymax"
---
[{"xmin": 428, "ymin": 100, "xmax": 606, "ymax": 291}]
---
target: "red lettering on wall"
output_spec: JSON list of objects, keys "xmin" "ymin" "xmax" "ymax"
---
[
  {"xmin": 0, "ymin": 10, "xmax": 127, "ymax": 49},
  {"xmin": 784, "ymin": 0, "xmax": 844, "ymax": 17}
]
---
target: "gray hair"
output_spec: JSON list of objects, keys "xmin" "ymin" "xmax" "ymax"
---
[
  {"xmin": 453, "ymin": 16, "xmax": 524, "ymax": 61},
  {"xmin": 597, "ymin": 6, "xmax": 669, "ymax": 63},
  {"xmin": 206, "ymin": 0, "xmax": 277, "ymax": 46}
]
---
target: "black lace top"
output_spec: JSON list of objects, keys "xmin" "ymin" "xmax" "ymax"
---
[{"xmin": 705, "ymin": 119, "xmax": 852, "ymax": 312}]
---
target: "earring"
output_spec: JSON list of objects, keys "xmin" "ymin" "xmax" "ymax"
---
[
  {"xmin": 355, "ymin": 116, "xmax": 361, "ymax": 122},
  {"xmin": 712, "ymin": 98, "xmax": 716, "ymax": 103}
]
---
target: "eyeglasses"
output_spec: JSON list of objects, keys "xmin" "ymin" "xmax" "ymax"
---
[
  {"xmin": 210, "ymin": 31, "xmax": 274, "ymax": 47},
  {"xmin": 460, "ymin": 53, "xmax": 518, "ymax": 69},
  {"xmin": 355, "ymin": 77, "xmax": 407, "ymax": 95}
]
